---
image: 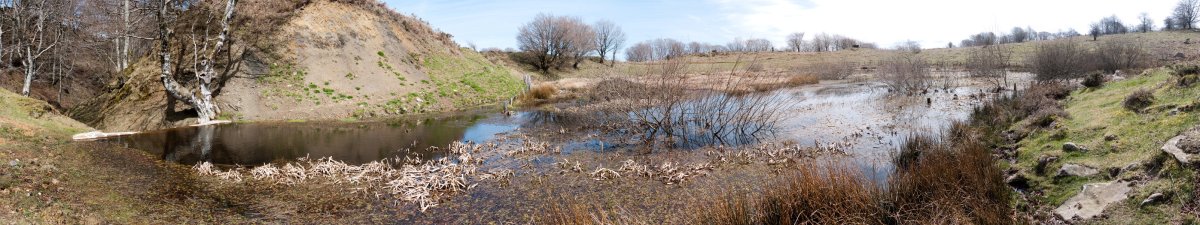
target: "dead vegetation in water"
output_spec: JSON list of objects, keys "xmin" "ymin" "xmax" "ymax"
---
[
  {"xmin": 193, "ymin": 142, "xmax": 490, "ymax": 212},
  {"xmin": 548, "ymin": 142, "xmax": 849, "ymax": 185}
]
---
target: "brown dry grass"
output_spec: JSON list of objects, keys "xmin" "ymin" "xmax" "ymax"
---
[{"xmin": 517, "ymin": 85, "xmax": 559, "ymax": 105}]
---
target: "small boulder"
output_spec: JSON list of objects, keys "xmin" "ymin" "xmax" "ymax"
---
[
  {"xmin": 1140, "ymin": 193, "xmax": 1166, "ymax": 207},
  {"xmin": 1063, "ymin": 142, "xmax": 1087, "ymax": 152},
  {"xmin": 1162, "ymin": 135, "xmax": 1200, "ymax": 165},
  {"xmin": 1035, "ymin": 155, "xmax": 1059, "ymax": 174},
  {"xmin": 1055, "ymin": 181, "xmax": 1132, "ymax": 221},
  {"xmin": 1006, "ymin": 173, "xmax": 1030, "ymax": 189},
  {"xmin": 1104, "ymin": 134, "xmax": 1118, "ymax": 141},
  {"xmin": 1057, "ymin": 164, "xmax": 1100, "ymax": 178}
]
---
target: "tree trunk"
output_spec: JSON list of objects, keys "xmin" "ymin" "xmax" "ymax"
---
[
  {"xmin": 21, "ymin": 47, "xmax": 32, "ymax": 96},
  {"xmin": 158, "ymin": 0, "xmax": 214, "ymax": 123},
  {"xmin": 120, "ymin": 0, "xmax": 130, "ymax": 70}
]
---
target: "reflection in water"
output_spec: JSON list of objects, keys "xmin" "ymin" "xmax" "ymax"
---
[{"xmin": 102, "ymin": 111, "xmax": 526, "ymax": 165}]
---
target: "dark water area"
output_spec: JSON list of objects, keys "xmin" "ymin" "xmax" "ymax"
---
[{"xmin": 99, "ymin": 110, "xmax": 527, "ymax": 165}]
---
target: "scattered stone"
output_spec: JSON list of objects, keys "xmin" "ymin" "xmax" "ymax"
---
[
  {"xmin": 1140, "ymin": 193, "xmax": 1166, "ymax": 207},
  {"xmin": 1063, "ymin": 142, "xmax": 1087, "ymax": 152},
  {"xmin": 1162, "ymin": 135, "xmax": 1200, "ymax": 165},
  {"xmin": 1006, "ymin": 173, "xmax": 1030, "ymax": 189},
  {"xmin": 1035, "ymin": 155, "xmax": 1059, "ymax": 174},
  {"xmin": 1104, "ymin": 134, "xmax": 1118, "ymax": 141},
  {"xmin": 1054, "ymin": 181, "xmax": 1132, "ymax": 221},
  {"xmin": 1057, "ymin": 164, "xmax": 1100, "ymax": 178},
  {"xmin": 1175, "ymin": 52, "xmax": 1187, "ymax": 59},
  {"xmin": 7, "ymin": 160, "xmax": 17, "ymax": 167}
]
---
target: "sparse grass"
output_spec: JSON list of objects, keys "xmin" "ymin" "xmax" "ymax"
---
[{"xmin": 1011, "ymin": 68, "xmax": 1200, "ymax": 222}]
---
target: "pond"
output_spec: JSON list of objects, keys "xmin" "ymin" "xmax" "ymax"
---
[
  {"xmin": 98, "ymin": 78, "xmax": 1011, "ymax": 168},
  {"xmin": 99, "ymin": 110, "xmax": 528, "ymax": 165}
]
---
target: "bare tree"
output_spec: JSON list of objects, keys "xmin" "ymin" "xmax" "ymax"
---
[
  {"xmin": 592, "ymin": 20, "xmax": 624, "ymax": 66},
  {"xmin": 966, "ymin": 45, "xmax": 1011, "ymax": 88},
  {"xmin": 1166, "ymin": 17, "xmax": 1178, "ymax": 31},
  {"xmin": 19, "ymin": 0, "xmax": 68, "ymax": 96},
  {"xmin": 725, "ymin": 37, "xmax": 745, "ymax": 52},
  {"xmin": 157, "ymin": 0, "xmax": 239, "ymax": 124},
  {"xmin": 895, "ymin": 40, "xmax": 921, "ymax": 54},
  {"xmin": 745, "ymin": 38, "xmax": 772, "ymax": 52},
  {"xmin": 1176, "ymin": 0, "xmax": 1199, "ymax": 30},
  {"xmin": 625, "ymin": 42, "xmax": 652, "ymax": 62},
  {"xmin": 785, "ymin": 32, "xmax": 805, "ymax": 52},
  {"xmin": 1089, "ymin": 23, "xmax": 1102, "ymax": 41},
  {"xmin": 1138, "ymin": 12, "xmax": 1155, "ymax": 32},
  {"xmin": 517, "ymin": 14, "xmax": 592, "ymax": 73},
  {"xmin": 1099, "ymin": 15, "xmax": 1128, "ymax": 34},
  {"xmin": 880, "ymin": 52, "xmax": 931, "ymax": 92},
  {"xmin": 564, "ymin": 18, "xmax": 594, "ymax": 69},
  {"xmin": 1010, "ymin": 27, "xmax": 1029, "ymax": 43}
]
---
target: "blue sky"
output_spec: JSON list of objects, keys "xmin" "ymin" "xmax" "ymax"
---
[{"xmin": 385, "ymin": 0, "xmax": 1176, "ymax": 51}]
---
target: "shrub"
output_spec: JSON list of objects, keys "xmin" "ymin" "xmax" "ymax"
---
[
  {"xmin": 1095, "ymin": 38, "xmax": 1148, "ymax": 73},
  {"xmin": 1123, "ymin": 89, "xmax": 1155, "ymax": 112},
  {"xmin": 517, "ymin": 84, "xmax": 558, "ymax": 105},
  {"xmin": 1028, "ymin": 40, "xmax": 1090, "ymax": 81},
  {"xmin": 966, "ymin": 45, "xmax": 1011, "ymax": 87},
  {"xmin": 1171, "ymin": 63, "xmax": 1200, "ymax": 76},
  {"xmin": 808, "ymin": 59, "xmax": 857, "ymax": 80},
  {"xmin": 879, "ymin": 53, "xmax": 931, "ymax": 92},
  {"xmin": 1030, "ymin": 107, "xmax": 1070, "ymax": 127},
  {"xmin": 1081, "ymin": 72, "xmax": 1107, "ymax": 88},
  {"xmin": 784, "ymin": 74, "xmax": 819, "ymax": 87}
]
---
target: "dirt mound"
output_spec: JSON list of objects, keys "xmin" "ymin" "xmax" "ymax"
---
[{"xmin": 73, "ymin": 0, "xmax": 523, "ymax": 132}]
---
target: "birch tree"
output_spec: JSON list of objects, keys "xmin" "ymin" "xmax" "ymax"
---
[
  {"xmin": 157, "ymin": 0, "xmax": 238, "ymax": 124},
  {"xmin": 20, "ymin": 0, "xmax": 63, "ymax": 96}
]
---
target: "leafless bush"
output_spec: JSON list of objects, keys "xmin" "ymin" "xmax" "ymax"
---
[
  {"xmin": 1081, "ymin": 72, "xmax": 1107, "ymax": 88},
  {"xmin": 1095, "ymin": 37, "xmax": 1148, "ymax": 73},
  {"xmin": 1124, "ymin": 89, "xmax": 1155, "ymax": 112},
  {"xmin": 965, "ymin": 45, "xmax": 1011, "ymax": 88},
  {"xmin": 587, "ymin": 58, "xmax": 791, "ymax": 148},
  {"xmin": 879, "ymin": 53, "xmax": 931, "ymax": 92},
  {"xmin": 1028, "ymin": 39, "xmax": 1089, "ymax": 82}
]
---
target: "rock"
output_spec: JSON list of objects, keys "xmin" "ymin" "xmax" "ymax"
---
[
  {"xmin": 1006, "ymin": 173, "xmax": 1030, "ymax": 189},
  {"xmin": 1057, "ymin": 164, "xmax": 1100, "ymax": 178},
  {"xmin": 1140, "ymin": 193, "xmax": 1166, "ymax": 207},
  {"xmin": 1063, "ymin": 142, "xmax": 1087, "ymax": 152},
  {"xmin": 71, "ymin": 131, "xmax": 138, "ymax": 141},
  {"xmin": 1162, "ymin": 135, "xmax": 1200, "ymax": 165},
  {"xmin": 1055, "ymin": 181, "xmax": 1132, "ymax": 221},
  {"xmin": 1035, "ymin": 155, "xmax": 1059, "ymax": 174},
  {"xmin": 1178, "ymin": 132, "xmax": 1200, "ymax": 154},
  {"xmin": 1104, "ymin": 134, "xmax": 1118, "ymax": 141},
  {"xmin": 1175, "ymin": 52, "xmax": 1187, "ymax": 58},
  {"xmin": 7, "ymin": 160, "xmax": 17, "ymax": 167}
]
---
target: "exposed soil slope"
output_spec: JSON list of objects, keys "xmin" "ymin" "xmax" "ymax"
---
[{"xmin": 72, "ymin": 0, "xmax": 523, "ymax": 132}]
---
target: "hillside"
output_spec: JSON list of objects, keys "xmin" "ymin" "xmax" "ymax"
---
[
  {"xmin": 71, "ymin": 0, "xmax": 524, "ymax": 132},
  {"xmin": 539, "ymin": 31, "xmax": 1200, "ymax": 80}
]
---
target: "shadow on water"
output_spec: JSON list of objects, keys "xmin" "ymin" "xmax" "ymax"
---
[{"xmin": 100, "ymin": 110, "xmax": 531, "ymax": 165}]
